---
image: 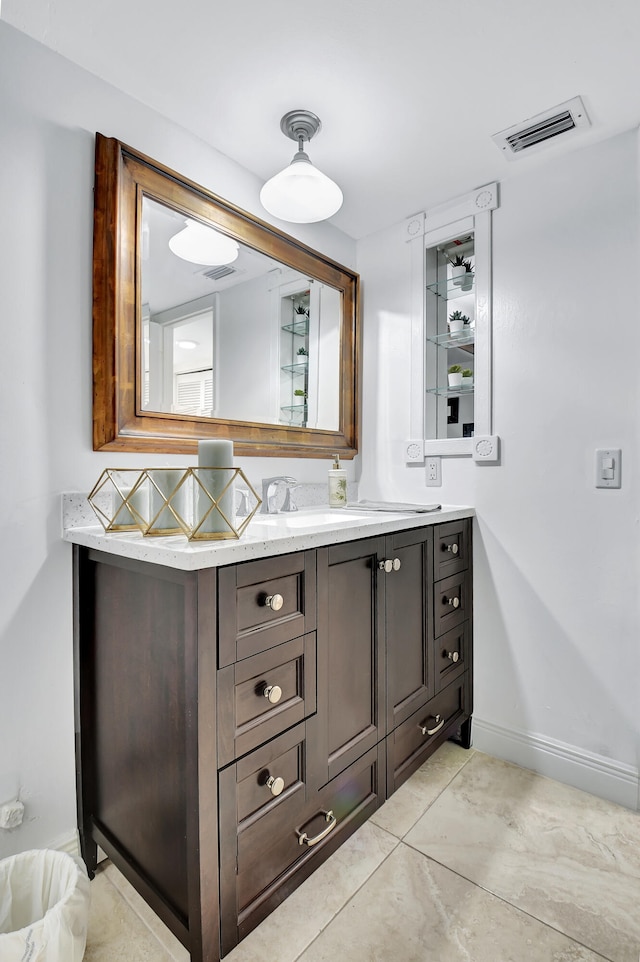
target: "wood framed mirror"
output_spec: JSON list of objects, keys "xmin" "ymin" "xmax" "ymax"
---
[{"xmin": 92, "ymin": 134, "xmax": 359, "ymax": 458}]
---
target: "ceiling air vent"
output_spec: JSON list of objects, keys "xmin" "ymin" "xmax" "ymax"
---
[
  {"xmin": 492, "ymin": 96, "xmax": 590, "ymax": 161},
  {"xmin": 201, "ymin": 264, "xmax": 239, "ymax": 282}
]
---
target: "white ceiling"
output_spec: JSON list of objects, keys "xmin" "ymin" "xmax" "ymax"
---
[{"xmin": 4, "ymin": 0, "xmax": 640, "ymax": 239}]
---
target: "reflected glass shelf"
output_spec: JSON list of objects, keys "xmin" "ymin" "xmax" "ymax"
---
[
  {"xmin": 281, "ymin": 403, "xmax": 308, "ymax": 412},
  {"xmin": 426, "ymin": 384, "xmax": 474, "ymax": 397},
  {"xmin": 281, "ymin": 320, "xmax": 309, "ymax": 336},
  {"xmin": 281, "ymin": 362, "xmax": 308, "ymax": 375},
  {"xmin": 426, "ymin": 276, "xmax": 474, "ymax": 300},
  {"xmin": 427, "ymin": 330, "xmax": 475, "ymax": 349}
]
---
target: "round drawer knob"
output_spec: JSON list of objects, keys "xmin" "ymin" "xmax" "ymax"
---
[
  {"xmin": 263, "ymin": 684, "xmax": 282, "ymax": 704},
  {"xmin": 264, "ymin": 593, "xmax": 284, "ymax": 611},
  {"xmin": 445, "ymin": 596, "xmax": 460, "ymax": 608},
  {"xmin": 446, "ymin": 543, "xmax": 459, "ymax": 555},
  {"xmin": 392, "ymin": 558, "xmax": 401, "ymax": 571},
  {"xmin": 378, "ymin": 559, "xmax": 393, "ymax": 573},
  {"xmin": 266, "ymin": 775, "xmax": 285, "ymax": 797},
  {"xmin": 447, "ymin": 651, "xmax": 460, "ymax": 663}
]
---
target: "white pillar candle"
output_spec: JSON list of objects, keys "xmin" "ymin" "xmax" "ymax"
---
[
  {"xmin": 197, "ymin": 440, "xmax": 235, "ymax": 534},
  {"xmin": 148, "ymin": 470, "xmax": 186, "ymax": 533},
  {"xmin": 112, "ymin": 484, "xmax": 148, "ymax": 529}
]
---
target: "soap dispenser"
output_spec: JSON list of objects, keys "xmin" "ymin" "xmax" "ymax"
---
[{"xmin": 328, "ymin": 453, "xmax": 347, "ymax": 508}]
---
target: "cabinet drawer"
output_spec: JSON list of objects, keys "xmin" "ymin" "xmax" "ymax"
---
[
  {"xmin": 433, "ymin": 570, "xmax": 470, "ymax": 638},
  {"xmin": 220, "ymin": 736, "xmax": 383, "ymax": 955},
  {"xmin": 435, "ymin": 622, "xmax": 469, "ymax": 692},
  {"xmin": 387, "ymin": 676, "xmax": 468, "ymax": 795},
  {"xmin": 217, "ymin": 633, "xmax": 317, "ymax": 767},
  {"xmin": 218, "ymin": 552, "xmax": 316, "ymax": 666},
  {"xmin": 434, "ymin": 519, "xmax": 470, "ymax": 580}
]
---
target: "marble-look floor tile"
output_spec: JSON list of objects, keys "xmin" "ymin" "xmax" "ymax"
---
[
  {"xmin": 84, "ymin": 864, "xmax": 178, "ymax": 962},
  {"xmin": 225, "ymin": 819, "xmax": 398, "ymax": 962},
  {"xmin": 371, "ymin": 741, "xmax": 475, "ymax": 838},
  {"xmin": 405, "ymin": 752, "xmax": 640, "ymax": 962},
  {"xmin": 298, "ymin": 844, "xmax": 603, "ymax": 961},
  {"xmin": 101, "ymin": 862, "xmax": 189, "ymax": 961}
]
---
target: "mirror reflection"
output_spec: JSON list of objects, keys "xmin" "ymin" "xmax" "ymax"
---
[
  {"xmin": 140, "ymin": 197, "xmax": 340, "ymax": 431},
  {"xmin": 425, "ymin": 230, "xmax": 475, "ymax": 440}
]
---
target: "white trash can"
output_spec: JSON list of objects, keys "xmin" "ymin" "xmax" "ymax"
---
[{"xmin": 0, "ymin": 849, "xmax": 91, "ymax": 961}]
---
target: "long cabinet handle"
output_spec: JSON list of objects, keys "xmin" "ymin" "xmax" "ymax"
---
[
  {"xmin": 297, "ymin": 810, "xmax": 337, "ymax": 847},
  {"xmin": 419, "ymin": 714, "xmax": 445, "ymax": 737}
]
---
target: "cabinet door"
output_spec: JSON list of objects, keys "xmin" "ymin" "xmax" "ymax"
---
[
  {"xmin": 310, "ymin": 538, "xmax": 386, "ymax": 787},
  {"xmin": 385, "ymin": 526, "xmax": 434, "ymax": 732}
]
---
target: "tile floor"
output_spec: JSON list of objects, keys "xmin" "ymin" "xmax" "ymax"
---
[{"xmin": 84, "ymin": 744, "xmax": 640, "ymax": 962}]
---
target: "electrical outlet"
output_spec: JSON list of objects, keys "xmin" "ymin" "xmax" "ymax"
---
[{"xmin": 425, "ymin": 457, "xmax": 441, "ymax": 487}]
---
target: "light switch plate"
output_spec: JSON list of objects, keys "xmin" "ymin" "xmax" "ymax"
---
[
  {"xmin": 472, "ymin": 435, "xmax": 500, "ymax": 463},
  {"xmin": 595, "ymin": 448, "xmax": 621, "ymax": 488}
]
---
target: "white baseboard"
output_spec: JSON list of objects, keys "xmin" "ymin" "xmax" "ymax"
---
[
  {"xmin": 49, "ymin": 829, "xmax": 81, "ymax": 857},
  {"xmin": 472, "ymin": 717, "xmax": 639, "ymax": 811}
]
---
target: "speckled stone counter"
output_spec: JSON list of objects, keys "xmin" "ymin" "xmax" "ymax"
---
[{"xmin": 63, "ymin": 495, "xmax": 475, "ymax": 571}]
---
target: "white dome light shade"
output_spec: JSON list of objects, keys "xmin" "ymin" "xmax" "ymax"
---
[
  {"xmin": 168, "ymin": 220, "xmax": 239, "ymax": 266},
  {"xmin": 260, "ymin": 150, "xmax": 343, "ymax": 224}
]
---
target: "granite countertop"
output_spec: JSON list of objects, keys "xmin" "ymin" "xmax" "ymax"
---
[{"xmin": 63, "ymin": 502, "xmax": 475, "ymax": 571}]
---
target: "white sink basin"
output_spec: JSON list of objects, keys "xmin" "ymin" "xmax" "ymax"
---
[{"xmin": 247, "ymin": 510, "xmax": 370, "ymax": 530}]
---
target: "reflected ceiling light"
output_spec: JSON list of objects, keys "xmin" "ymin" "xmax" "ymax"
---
[
  {"xmin": 176, "ymin": 339, "xmax": 198, "ymax": 350},
  {"xmin": 168, "ymin": 219, "xmax": 239, "ymax": 266},
  {"xmin": 260, "ymin": 109, "xmax": 343, "ymax": 224}
]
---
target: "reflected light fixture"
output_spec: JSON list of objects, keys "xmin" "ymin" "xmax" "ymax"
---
[
  {"xmin": 260, "ymin": 110, "xmax": 343, "ymax": 224},
  {"xmin": 168, "ymin": 219, "xmax": 239, "ymax": 266}
]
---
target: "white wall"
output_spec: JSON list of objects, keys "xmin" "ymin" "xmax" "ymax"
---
[
  {"xmin": 358, "ymin": 129, "xmax": 640, "ymax": 808},
  {"xmin": 0, "ymin": 21, "xmax": 356, "ymax": 857},
  {"xmin": 217, "ymin": 275, "xmax": 274, "ymax": 421}
]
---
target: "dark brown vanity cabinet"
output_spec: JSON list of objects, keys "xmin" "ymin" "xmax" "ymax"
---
[
  {"xmin": 386, "ymin": 519, "xmax": 473, "ymax": 794},
  {"xmin": 73, "ymin": 517, "xmax": 472, "ymax": 962}
]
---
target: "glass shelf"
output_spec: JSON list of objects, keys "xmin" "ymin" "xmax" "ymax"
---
[
  {"xmin": 281, "ymin": 403, "xmax": 308, "ymax": 412},
  {"xmin": 427, "ymin": 330, "xmax": 475, "ymax": 349},
  {"xmin": 281, "ymin": 362, "xmax": 308, "ymax": 375},
  {"xmin": 426, "ymin": 384, "xmax": 474, "ymax": 397},
  {"xmin": 281, "ymin": 320, "xmax": 309, "ymax": 336},
  {"xmin": 426, "ymin": 275, "xmax": 474, "ymax": 300}
]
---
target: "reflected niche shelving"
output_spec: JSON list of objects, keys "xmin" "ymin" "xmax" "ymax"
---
[
  {"xmin": 425, "ymin": 234, "xmax": 475, "ymax": 440},
  {"xmin": 280, "ymin": 290, "xmax": 309, "ymax": 426}
]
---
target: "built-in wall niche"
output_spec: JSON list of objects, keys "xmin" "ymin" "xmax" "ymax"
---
[
  {"xmin": 405, "ymin": 183, "xmax": 499, "ymax": 458},
  {"xmin": 425, "ymin": 231, "xmax": 476, "ymax": 440}
]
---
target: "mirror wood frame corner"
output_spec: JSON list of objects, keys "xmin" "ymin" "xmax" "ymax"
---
[{"xmin": 92, "ymin": 133, "xmax": 360, "ymax": 458}]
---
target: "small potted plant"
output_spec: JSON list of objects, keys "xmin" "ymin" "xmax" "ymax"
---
[
  {"xmin": 461, "ymin": 260, "xmax": 474, "ymax": 292},
  {"xmin": 448, "ymin": 309, "xmax": 469, "ymax": 335},
  {"xmin": 294, "ymin": 388, "xmax": 307, "ymax": 403},
  {"xmin": 449, "ymin": 254, "xmax": 473, "ymax": 287},
  {"xmin": 462, "ymin": 368, "xmax": 474, "ymax": 389},
  {"xmin": 297, "ymin": 347, "xmax": 308, "ymax": 365},
  {"xmin": 448, "ymin": 364, "xmax": 463, "ymax": 389}
]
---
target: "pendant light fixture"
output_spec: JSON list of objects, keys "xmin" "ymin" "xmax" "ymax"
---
[
  {"xmin": 168, "ymin": 219, "xmax": 239, "ymax": 266},
  {"xmin": 260, "ymin": 110, "xmax": 343, "ymax": 224}
]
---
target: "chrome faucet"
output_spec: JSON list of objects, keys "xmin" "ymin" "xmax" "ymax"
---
[{"xmin": 260, "ymin": 476, "xmax": 298, "ymax": 514}]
